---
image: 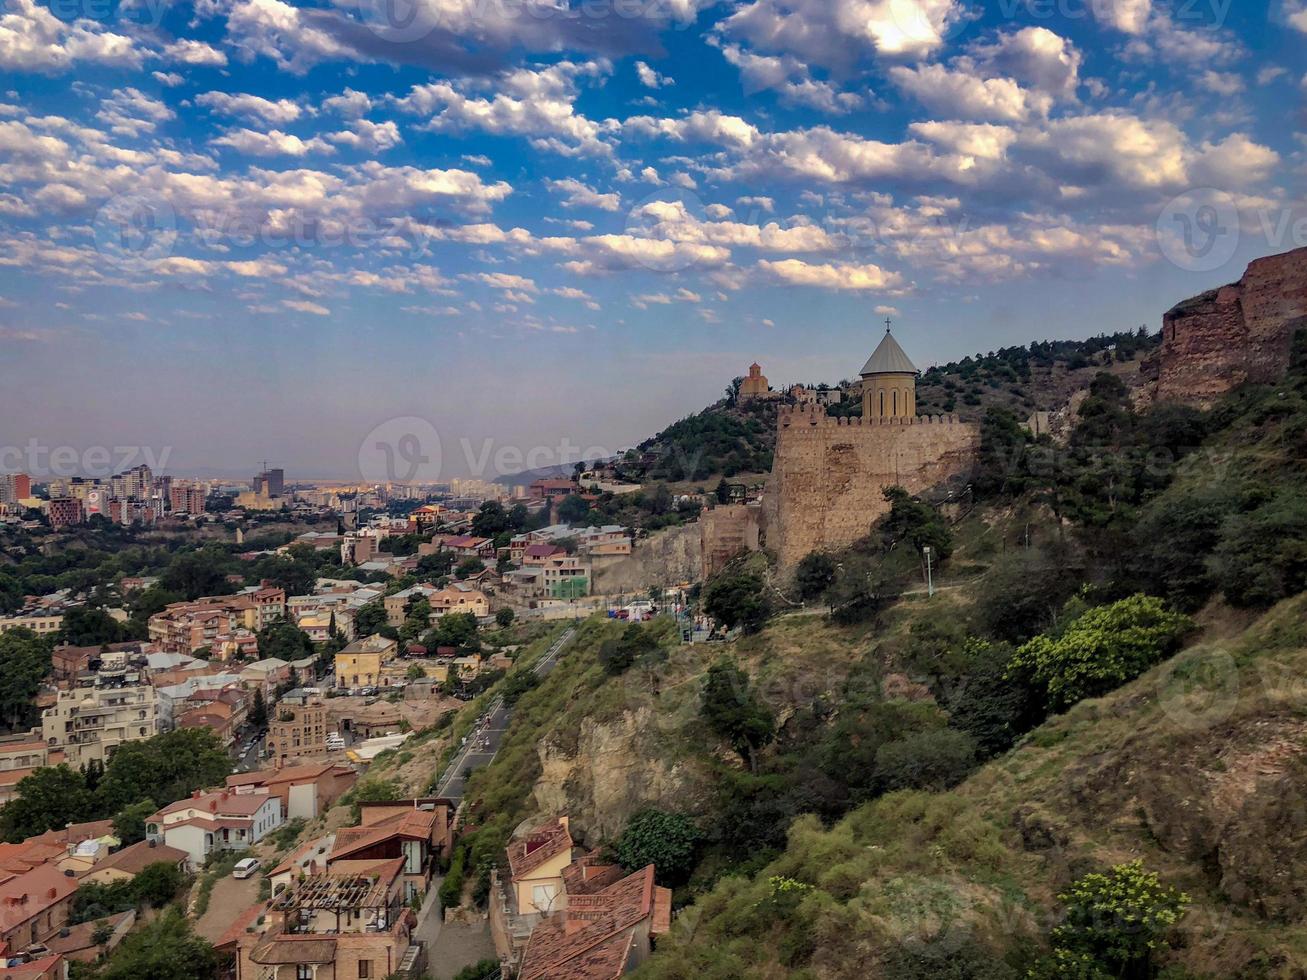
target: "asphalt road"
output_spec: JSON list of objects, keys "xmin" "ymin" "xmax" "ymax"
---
[{"xmin": 434, "ymin": 626, "xmax": 576, "ymax": 803}]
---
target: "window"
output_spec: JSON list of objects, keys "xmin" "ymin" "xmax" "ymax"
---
[
  {"xmin": 296, "ymin": 967, "xmax": 312, "ymax": 980},
  {"xmin": 358, "ymin": 961, "xmax": 372, "ymax": 978},
  {"xmin": 879, "ymin": 391, "xmax": 885, "ymax": 416}
]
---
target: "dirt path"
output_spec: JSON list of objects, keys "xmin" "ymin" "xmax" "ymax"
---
[{"xmin": 194, "ymin": 874, "xmax": 261, "ymax": 942}]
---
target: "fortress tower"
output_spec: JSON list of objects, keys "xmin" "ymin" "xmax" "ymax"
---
[
  {"xmin": 860, "ymin": 324, "xmax": 918, "ymax": 420},
  {"xmin": 760, "ymin": 323, "xmax": 980, "ymax": 565}
]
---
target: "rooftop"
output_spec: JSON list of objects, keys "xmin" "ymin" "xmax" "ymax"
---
[{"xmin": 859, "ymin": 328, "xmax": 918, "ymax": 377}]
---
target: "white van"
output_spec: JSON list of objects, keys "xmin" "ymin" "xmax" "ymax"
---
[{"xmin": 233, "ymin": 858, "xmax": 261, "ymax": 879}]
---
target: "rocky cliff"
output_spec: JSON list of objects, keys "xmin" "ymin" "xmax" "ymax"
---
[{"xmin": 1154, "ymin": 245, "xmax": 1307, "ymax": 405}]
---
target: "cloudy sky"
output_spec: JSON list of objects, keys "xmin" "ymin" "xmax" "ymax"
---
[{"xmin": 0, "ymin": 0, "xmax": 1304, "ymax": 479}]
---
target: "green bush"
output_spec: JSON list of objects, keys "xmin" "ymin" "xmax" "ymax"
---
[
  {"xmin": 1009, "ymin": 594, "xmax": 1193, "ymax": 710},
  {"xmin": 615, "ymin": 809, "xmax": 701, "ymax": 886},
  {"xmin": 874, "ymin": 729, "xmax": 977, "ymax": 793}
]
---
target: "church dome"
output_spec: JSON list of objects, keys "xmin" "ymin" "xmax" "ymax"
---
[{"xmin": 859, "ymin": 329, "xmax": 917, "ymax": 376}]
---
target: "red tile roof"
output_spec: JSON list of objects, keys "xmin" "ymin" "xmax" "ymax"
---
[
  {"xmin": 0, "ymin": 865, "xmax": 78, "ymax": 933},
  {"xmin": 507, "ymin": 819, "xmax": 573, "ymax": 881},
  {"xmin": 91, "ymin": 840, "xmax": 189, "ymax": 877}
]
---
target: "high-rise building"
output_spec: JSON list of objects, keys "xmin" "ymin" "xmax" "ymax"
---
[
  {"xmin": 0, "ymin": 473, "xmax": 31, "ymax": 503},
  {"xmin": 47, "ymin": 497, "xmax": 84, "ymax": 528},
  {"xmin": 254, "ymin": 467, "xmax": 285, "ymax": 497}
]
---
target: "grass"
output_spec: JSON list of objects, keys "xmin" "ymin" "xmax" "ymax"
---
[{"xmin": 191, "ymin": 851, "xmax": 242, "ymax": 918}]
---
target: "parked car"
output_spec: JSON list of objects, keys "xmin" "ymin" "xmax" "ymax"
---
[{"xmin": 233, "ymin": 858, "xmax": 261, "ymax": 879}]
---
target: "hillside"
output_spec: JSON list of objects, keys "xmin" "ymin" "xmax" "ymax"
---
[{"xmin": 636, "ymin": 595, "xmax": 1307, "ymax": 979}]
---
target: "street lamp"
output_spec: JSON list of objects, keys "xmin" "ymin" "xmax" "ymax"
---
[{"xmin": 922, "ymin": 546, "xmax": 934, "ymax": 598}]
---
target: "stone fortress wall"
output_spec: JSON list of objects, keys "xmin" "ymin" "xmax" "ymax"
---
[{"xmin": 763, "ymin": 404, "xmax": 979, "ymax": 566}]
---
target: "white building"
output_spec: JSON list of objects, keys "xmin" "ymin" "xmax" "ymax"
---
[{"xmin": 145, "ymin": 789, "xmax": 283, "ymax": 869}]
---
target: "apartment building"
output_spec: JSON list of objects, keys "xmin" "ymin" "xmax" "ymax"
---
[
  {"xmin": 41, "ymin": 654, "xmax": 160, "ymax": 766},
  {"xmin": 335, "ymin": 635, "xmax": 398, "ymax": 689},
  {"xmin": 148, "ymin": 587, "xmax": 286, "ymax": 654},
  {"xmin": 267, "ymin": 695, "xmax": 330, "ymax": 765},
  {"xmin": 0, "ymin": 615, "xmax": 62, "ymax": 637}
]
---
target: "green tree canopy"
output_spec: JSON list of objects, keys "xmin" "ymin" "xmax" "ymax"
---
[
  {"xmin": 701, "ymin": 659, "xmax": 774, "ymax": 768},
  {"xmin": 0, "ymin": 627, "xmax": 53, "ymax": 731},
  {"xmin": 702, "ymin": 569, "xmax": 770, "ymax": 634},
  {"xmin": 615, "ymin": 809, "xmax": 701, "ymax": 886},
  {"xmin": 1009, "ymin": 594, "xmax": 1193, "ymax": 711},
  {"xmin": 96, "ymin": 907, "xmax": 218, "ymax": 980},
  {"xmin": 0, "ymin": 765, "xmax": 95, "ymax": 841}
]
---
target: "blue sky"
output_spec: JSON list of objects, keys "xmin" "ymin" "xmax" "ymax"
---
[{"xmin": 1, "ymin": 0, "xmax": 1304, "ymax": 479}]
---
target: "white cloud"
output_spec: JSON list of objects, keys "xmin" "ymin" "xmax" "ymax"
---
[
  {"xmin": 322, "ymin": 89, "xmax": 373, "ymax": 117},
  {"xmin": 546, "ymin": 178, "xmax": 620, "ymax": 211},
  {"xmin": 969, "ymin": 26, "xmax": 1082, "ymax": 99},
  {"xmin": 0, "ymin": 0, "xmax": 143, "ymax": 72},
  {"xmin": 211, "ymin": 128, "xmax": 333, "ymax": 157},
  {"xmin": 635, "ymin": 61, "xmax": 673, "ymax": 88},
  {"xmin": 1093, "ymin": 0, "xmax": 1151, "ymax": 33},
  {"xmin": 757, "ymin": 258, "xmax": 903, "ymax": 292},
  {"xmin": 325, "ymin": 119, "xmax": 402, "ymax": 152},
  {"xmin": 152, "ymin": 71, "xmax": 184, "ymax": 86},
  {"xmin": 1197, "ymin": 70, "xmax": 1244, "ymax": 95},
  {"xmin": 716, "ymin": 43, "xmax": 863, "ymax": 113},
  {"xmin": 283, "ymin": 298, "xmax": 330, "ymax": 315},
  {"xmin": 889, "ymin": 64, "xmax": 1050, "ymax": 122},
  {"xmin": 196, "ymin": 91, "xmax": 302, "ymax": 126},
  {"xmin": 164, "ymin": 39, "xmax": 227, "ymax": 66},
  {"xmin": 96, "ymin": 88, "xmax": 174, "ymax": 137}
]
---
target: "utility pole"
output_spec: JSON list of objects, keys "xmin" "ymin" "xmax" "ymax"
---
[{"xmin": 923, "ymin": 546, "xmax": 934, "ymax": 597}]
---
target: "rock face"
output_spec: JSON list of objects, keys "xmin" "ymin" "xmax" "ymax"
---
[
  {"xmin": 593, "ymin": 523, "xmax": 701, "ymax": 594},
  {"xmin": 1156, "ymin": 246, "xmax": 1307, "ymax": 406},
  {"xmin": 531, "ymin": 706, "xmax": 706, "ymax": 843}
]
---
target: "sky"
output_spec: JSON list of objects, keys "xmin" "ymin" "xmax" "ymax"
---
[{"xmin": 0, "ymin": 0, "xmax": 1305, "ymax": 480}]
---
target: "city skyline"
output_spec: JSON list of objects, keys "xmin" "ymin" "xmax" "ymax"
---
[{"xmin": 2, "ymin": 0, "xmax": 1305, "ymax": 476}]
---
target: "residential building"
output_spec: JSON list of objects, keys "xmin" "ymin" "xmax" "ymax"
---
[
  {"xmin": 266, "ymin": 697, "xmax": 330, "ymax": 765},
  {"xmin": 148, "ymin": 588, "xmax": 286, "ymax": 654},
  {"xmin": 506, "ymin": 817, "xmax": 577, "ymax": 921},
  {"xmin": 528, "ymin": 479, "xmax": 576, "ymax": 499},
  {"xmin": 428, "ymin": 583, "xmax": 489, "ymax": 619},
  {"xmin": 0, "ymin": 864, "xmax": 79, "ymax": 952},
  {"xmin": 0, "ymin": 737, "xmax": 48, "ymax": 806},
  {"xmin": 40, "ymin": 654, "xmax": 160, "ymax": 766},
  {"xmin": 80, "ymin": 840, "xmax": 189, "ymax": 887},
  {"xmin": 225, "ymin": 763, "xmax": 357, "ymax": 821},
  {"xmin": 45, "ymin": 910, "xmax": 134, "ymax": 965},
  {"xmin": 222, "ymin": 859, "xmax": 417, "ymax": 980},
  {"xmin": 0, "ymin": 615, "xmax": 62, "ymax": 637},
  {"xmin": 431, "ymin": 534, "xmax": 495, "ymax": 559},
  {"xmin": 145, "ymin": 789, "xmax": 283, "ymax": 869},
  {"xmin": 334, "ymin": 635, "xmax": 398, "ymax": 689},
  {"xmin": 240, "ymin": 658, "xmax": 291, "ymax": 698},
  {"xmin": 47, "ymin": 497, "xmax": 83, "ymax": 528},
  {"xmin": 328, "ymin": 798, "xmax": 454, "ymax": 902}
]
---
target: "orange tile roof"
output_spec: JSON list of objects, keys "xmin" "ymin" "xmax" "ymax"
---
[
  {"xmin": 0, "ymin": 865, "xmax": 78, "ymax": 932},
  {"xmin": 329, "ymin": 809, "xmax": 436, "ymax": 862},
  {"xmin": 507, "ymin": 819, "xmax": 573, "ymax": 881},
  {"xmin": 518, "ymin": 865, "xmax": 663, "ymax": 980},
  {"xmin": 90, "ymin": 840, "xmax": 189, "ymax": 877}
]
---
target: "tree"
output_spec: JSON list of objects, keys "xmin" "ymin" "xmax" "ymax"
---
[
  {"xmin": 1009, "ymin": 594, "xmax": 1193, "ymax": 711},
  {"xmin": 455, "ymin": 558, "xmax": 485, "ymax": 579},
  {"xmin": 248, "ymin": 688, "xmax": 268, "ymax": 729},
  {"xmin": 714, "ymin": 477, "xmax": 731, "ymax": 504},
  {"xmin": 353, "ymin": 600, "xmax": 388, "ymax": 637},
  {"xmin": 256, "ymin": 619, "xmax": 314, "ymax": 661},
  {"xmin": 873, "ymin": 729, "xmax": 977, "ymax": 792},
  {"xmin": 58, "ymin": 606, "xmax": 126, "ymax": 646},
  {"xmin": 471, "ymin": 501, "xmax": 511, "ymax": 537},
  {"xmin": 400, "ymin": 597, "xmax": 431, "ymax": 642},
  {"xmin": 95, "ymin": 728, "xmax": 231, "ymax": 814},
  {"xmin": 428, "ymin": 612, "xmax": 479, "ymax": 651},
  {"xmin": 701, "ymin": 659, "xmax": 774, "ymax": 769},
  {"xmin": 91, "ymin": 920, "xmax": 116, "ymax": 958},
  {"xmin": 494, "ymin": 607, "xmax": 515, "ymax": 629},
  {"xmin": 131, "ymin": 861, "xmax": 186, "ymax": 908},
  {"xmin": 557, "ymin": 494, "xmax": 590, "ymax": 524},
  {"xmin": 0, "ymin": 765, "xmax": 94, "ymax": 841},
  {"xmin": 1048, "ymin": 861, "xmax": 1188, "ymax": 978},
  {"xmin": 598, "ymin": 624, "xmax": 663, "ymax": 676},
  {"xmin": 97, "ymin": 907, "xmax": 218, "ymax": 980},
  {"xmin": 615, "ymin": 809, "xmax": 700, "ymax": 886},
  {"xmin": 702, "ymin": 569, "xmax": 770, "ymax": 634},
  {"xmin": 0, "ymin": 628, "xmax": 53, "ymax": 730},
  {"xmin": 160, "ymin": 548, "xmax": 235, "ymax": 600},
  {"xmin": 880, "ymin": 486, "xmax": 953, "ymax": 559},
  {"xmin": 111, "ymin": 798, "xmax": 158, "ymax": 846},
  {"xmin": 794, "ymin": 552, "xmax": 836, "ymax": 601}
]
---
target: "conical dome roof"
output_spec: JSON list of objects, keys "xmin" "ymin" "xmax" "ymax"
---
[{"xmin": 859, "ymin": 329, "xmax": 917, "ymax": 376}]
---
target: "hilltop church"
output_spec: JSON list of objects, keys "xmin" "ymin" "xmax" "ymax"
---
[{"xmin": 747, "ymin": 327, "xmax": 980, "ymax": 568}]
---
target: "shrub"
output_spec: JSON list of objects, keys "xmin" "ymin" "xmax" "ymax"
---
[
  {"xmin": 1009, "ymin": 594, "xmax": 1193, "ymax": 710},
  {"xmin": 874, "ymin": 729, "xmax": 977, "ymax": 793}
]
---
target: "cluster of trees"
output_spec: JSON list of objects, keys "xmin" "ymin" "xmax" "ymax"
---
[
  {"xmin": 631, "ymin": 403, "xmax": 776, "ymax": 483},
  {"xmin": 598, "ymin": 623, "xmax": 667, "ymax": 675},
  {"xmin": 70, "ymin": 861, "xmax": 186, "ymax": 924},
  {"xmin": 0, "ymin": 728, "xmax": 231, "ymax": 842}
]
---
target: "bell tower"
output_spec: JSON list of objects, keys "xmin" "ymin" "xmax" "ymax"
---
[{"xmin": 859, "ymin": 319, "xmax": 918, "ymax": 420}]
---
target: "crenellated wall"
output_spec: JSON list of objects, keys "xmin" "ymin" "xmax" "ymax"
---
[{"xmin": 765, "ymin": 404, "xmax": 980, "ymax": 566}]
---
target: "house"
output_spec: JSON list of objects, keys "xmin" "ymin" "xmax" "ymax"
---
[
  {"xmin": 0, "ymin": 864, "xmax": 80, "ymax": 951},
  {"xmin": 220, "ymin": 859, "xmax": 417, "ymax": 980},
  {"xmin": 240, "ymin": 658, "xmax": 291, "ymax": 698},
  {"xmin": 265, "ymin": 696, "xmax": 330, "ymax": 766},
  {"xmin": 334, "ymin": 635, "xmax": 398, "ymax": 690},
  {"xmin": 506, "ymin": 817, "xmax": 577, "ymax": 920},
  {"xmin": 516, "ymin": 862, "xmax": 671, "ymax": 980},
  {"xmin": 225, "ymin": 764, "xmax": 357, "ymax": 822},
  {"xmin": 0, "ymin": 739, "xmax": 48, "ymax": 807},
  {"xmin": 0, "ymin": 952, "xmax": 66, "ymax": 979},
  {"xmin": 428, "ymin": 584, "xmax": 488, "ymax": 620},
  {"xmin": 145, "ymin": 789, "xmax": 283, "ymax": 870},
  {"xmin": 45, "ymin": 910, "xmax": 134, "ymax": 964},
  {"xmin": 80, "ymin": 840, "xmax": 189, "ymax": 887},
  {"xmin": 328, "ymin": 799, "xmax": 454, "ymax": 903},
  {"xmin": 432, "ymin": 535, "xmax": 494, "ymax": 560}
]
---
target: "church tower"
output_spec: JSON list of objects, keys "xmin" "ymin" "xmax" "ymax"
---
[{"xmin": 860, "ymin": 322, "xmax": 918, "ymax": 420}]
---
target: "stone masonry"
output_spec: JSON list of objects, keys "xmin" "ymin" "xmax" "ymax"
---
[
  {"xmin": 764, "ymin": 404, "xmax": 979, "ymax": 566},
  {"xmin": 1155, "ymin": 245, "xmax": 1307, "ymax": 406}
]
